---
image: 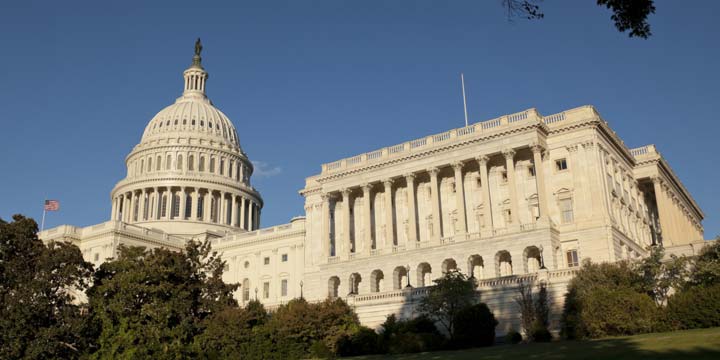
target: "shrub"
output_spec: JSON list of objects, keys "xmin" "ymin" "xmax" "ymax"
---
[
  {"xmin": 336, "ymin": 327, "xmax": 382, "ymax": 357},
  {"xmin": 665, "ymin": 284, "xmax": 720, "ymax": 330},
  {"xmin": 505, "ymin": 330, "xmax": 522, "ymax": 344},
  {"xmin": 577, "ymin": 287, "xmax": 658, "ymax": 338},
  {"xmin": 452, "ymin": 303, "xmax": 498, "ymax": 348},
  {"xmin": 380, "ymin": 315, "xmax": 444, "ymax": 354},
  {"xmin": 530, "ymin": 321, "xmax": 553, "ymax": 342}
]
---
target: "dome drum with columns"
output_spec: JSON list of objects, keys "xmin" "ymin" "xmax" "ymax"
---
[{"xmin": 110, "ymin": 40, "xmax": 262, "ymax": 236}]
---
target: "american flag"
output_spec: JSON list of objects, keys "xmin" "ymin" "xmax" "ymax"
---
[{"xmin": 44, "ymin": 200, "xmax": 60, "ymax": 211}]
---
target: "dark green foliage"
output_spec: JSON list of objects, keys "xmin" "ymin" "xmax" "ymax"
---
[
  {"xmin": 337, "ymin": 327, "xmax": 382, "ymax": 357},
  {"xmin": 452, "ymin": 303, "xmax": 498, "ymax": 348},
  {"xmin": 505, "ymin": 330, "xmax": 523, "ymax": 344},
  {"xmin": 0, "ymin": 215, "xmax": 94, "ymax": 359},
  {"xmin": 85, "ymin": 240, "xmax": 238, "ymax": 359},
  {"xmin": 665, "ymin": 285, "xmax": 720, "ymax": 330},
  {"xmin": 530, "ymin": 323, "xmax": 553, "ymax": 342},
  {"xmin": 637, "ymin": 246, "xmax": 688, "ymax": 305},
  {"xmin": 380, "ymin": 314, "xmax": 445, "ymax": 354},
  {"xmin": 688, "ymin": 239, "xmax": 720, "ymax": 287},
  {"xmin": 418, "ymin": 270, "xmax": 478, "ymax": 340}
]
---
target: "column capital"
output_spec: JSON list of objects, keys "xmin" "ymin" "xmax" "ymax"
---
[
  {"xmin": 361, "ymin": 183, "xmax": 372, "ymax": 192},
  {"xmin": 383, "ymin": 178, "xmax": 394, "ymax": 188},
  {"xmin": 427, "ymin": 167, "xmax": 439, "ymax": 176},
  {"xmin": 475, "ymin": 155, "xmax": 490, "ymax": 166},
  {"xmin": 502, "ymin": 148, "xmax": 516, "ymax": 159},
  {"xmin": 321, "ymin": 193, "xmax": 332, "ymax": 202},
  {"xmin": 451, "ymin": 161, "xmax": 464, "ymax": 171},
  {"xmin": 530, "ymin": 142, "xmax": 545, "ymax": 154},
  {"xmin": 404, "ymin": 173, "xmax": 415, "ymax": 181},
  {"xmin": 340, "ymin": 188, "xmax": 351, "ymax": 197}
]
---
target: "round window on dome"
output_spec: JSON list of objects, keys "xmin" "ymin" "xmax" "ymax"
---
[
  {"xmin": 209, "ymin": 122, "xmax": 213, "ymax": 129},
  {"xmin": 159, "ymin": 122, "xmax": 163, "ymax": 128},
  {"xmin": 192, "ymin": 119, "xmax": 196, "ymax": 126},
  {"xmin": 166, "ymin": 120, "xmax": 170, "ymax": 126},
  {"xmin": 174, "ymin": 119, "xmax": 178, "ymax": 125},
  {"xmin": 200, "ymin": 121, "xmax": 204, "ymax": 127},
  {"xmin": 183, "ymin": 119, "xmax": 187, "ymax": 125}
]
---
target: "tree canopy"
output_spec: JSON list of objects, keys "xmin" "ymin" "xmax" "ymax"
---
[{"xmin": 418, "ymin": 270, "xmax": 478, "ymax": 340}]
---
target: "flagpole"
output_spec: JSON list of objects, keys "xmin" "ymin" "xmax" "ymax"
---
[
  {"xmin": 40, "ymin": 207, "xmax": 46, "ymax": 232},
  {"xmin": 461, "ymin": 73, "xmax": 469, "ymax": 127}
]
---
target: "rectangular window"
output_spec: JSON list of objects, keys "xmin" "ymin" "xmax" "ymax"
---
[
  {"xmin": 161, "ymin": 195, "xmax": 168, "ymax": 218},
  {"xmin": 185, "ymin": 195, "xmax": 192, "ymax": 219},
  {"xmin": 197, "ymin": 195, "xmax": 204, "ymax": 219},
  {"xmin": 281, "ymin": 279, "xmax": 288, "ymax": 297},
  {"xmin": 263, "ymin": 282, "xmax": 270, "ymax": 299},
  {"xmin": 566, "ymin": 250, "xmax": 579, "ymax": 268},
  {"xmin": 555, "ymin": 158, "xmax": 568, "ymax": 171},
  {"xmin": 171, "ymin": 194, "xmax": 180, "ymax": 218},
  {"xmin": 560, "ymin": 198, "xmax": 574, "ymax": 224},
  {"xmin": 264, "ymin": 257, "xmax": 270, "ymax": 265},
  {"xmin": 281, "ymin": 254, "xmax": 288, "ymax": 262}
]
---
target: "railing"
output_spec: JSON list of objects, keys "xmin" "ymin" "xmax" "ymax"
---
[
  {"xmin": 456, "ymin": 125, "xmax": 475, "ymax": 136},
  {"xmin": 326, "ymin": 161, "xmax": 342, "ymax": 170},
  {"xmin": 432, "ymin": 132, "xmax": 451, "ymax": 142},
  {"xmin": 480, "ymin": 118, "xmax": 501, "ymax": 129},
  {"xmin": 629, "ymin": 144, "xmax": 656, "ymax": 157},
  {"xmin": 508, "ymin": 111, "xmax": 528, "ymax": 123},
  {"xmin": 389, "ymin": 143, "xmax": 405, "ymax": 154},
  {"xmin": 543, "ymin": 112, "xmax": 566, "ymax": 124},
  {"xmin": 366, "ymin": 150, "xmax": 383, "ymax": 160},
  {"xmin": 347, "ymin": 155, "xmax": 363, "ymax": 165},
  {"xmin": 410, "ymin": 138, "xmax": 427, "ymax": 148}
]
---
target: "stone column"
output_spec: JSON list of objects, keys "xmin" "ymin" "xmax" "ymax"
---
[
  {"xmin": 476, "ymin": 156, "xmax": 494, "ymax": 235},
  {"xmin": 383, "ymin": 179, "xmax": 394, "ymax": 248},
  {"xmin": 322, "ymin": 194, "xmax": 331, "ymax": 258},
  {"xmin": 405, "ymin": 174, "xmax": 418, "ymax": 244},
  {"xmin": 240, "ymin": 197, "xmax": 246, "ymax": 229},
  {"xmin": 341, "ymin": 188, "xmax": 351, "ymax": 257},
  {"xmin": 139, "ymin": 189, "xmax": 146, "ymax": 221},
  {"xmin": 362, "ymin": 184, "xmax": 373, "ymax": 254},
  {"xmin": 111, "ymin": 197, "xmax": 117, "ymax": 221},
  {"xmin": 531, "ymin": 144, "xmax": 549, "ymax": 220},
  {"xmin": 503, "ymin": 149, "xmax": 519, "ymax": 226},
  {"xmin": 165, "ymin": 188, "xmax": 173, "ymax": 220},
  {"xmin": 652, "ymin": 177, "xmax": 672, "ymax": 246},
  {"xmin": 428, "ymin": 167, "xmax": 442, "ymax": 243},
  {"xmin": 128, "ymin": 192, "xmax": 135, "ymax": 222},
  {"xmin": 248, "ymin": 201, "xmax": 254, "ymax": 230},
  {"xmin": 204, "ymin": 190, "xmax": 212, "ymax": 222},
  {"xmin": 191, "ymin": 188, "xmax": 199, "ymax": 221},
  {"xmin": 152, "ymin": 187, "xmax": 159, "ymax": 220},
  {"xmin": 452, "ymin": 161, "xmax": 467, "ymax": 235},
  {"xmin": 179, "ymin": 187, "xmax": 187, "ymax": 220},
  {"xmin": 231, "ymin": 195, "xmax": 238, "ymax": 227}
]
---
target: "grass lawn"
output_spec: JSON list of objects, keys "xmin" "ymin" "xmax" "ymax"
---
[{"xmin": 348, "ymin": 327, "xmax": 720, "ymax": 360}]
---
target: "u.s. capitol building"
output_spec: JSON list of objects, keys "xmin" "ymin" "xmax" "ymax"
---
[{"xmin": 40, "ymin": 43, "xmax": 707, "ymax": 333}]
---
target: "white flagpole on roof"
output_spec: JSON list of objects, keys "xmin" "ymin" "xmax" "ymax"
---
[
  {"xmin": 461, "ymin": 73, "xmax": 469, "ymax": 127},
  {"xmin": 40, "ymin": 200, "xmax": 46, "ymax": 232}
]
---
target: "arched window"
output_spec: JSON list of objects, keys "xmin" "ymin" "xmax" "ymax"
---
[
  {"xmin": 328, "ymin": 276, "xmax": 340, "ymax": 298},
  {"xmin": 199, "ymin": 156, "xmax": 205, "ymax": 172},
  {"xmin": 166, "ymin": 155, "xmax": 172, "ymax": 170},
  {"xmin": 188, "ymin": 155, "xmax": 194, "ymax": 171},
  {"xmin": 417, "ymin": 263, "xmax": 432, "ymax": 287},
  {"xmin": 219, "ymin": 158, "xmax": 225, "ymax": 175},
  {"xmin": 132, "ymin": 195, "xmax": 139, "ymax": 221},
  {"xmin": 524, "ymin": 246, "xmax": 542, "ymax": 273},
  {"xmin": 185, "ymin": 193, "xmax": 192, "ymax": 219},
  {"xmin": 468, "ymin": 255, "xmax": 484, "ymax": 279},
  {"xmin": 229, "ymin": 160, "xmax": 234, "ymax": 179},
  {"xmin": 243, "ymin": 279, "xmax": 250, "ymax": 301},
  {"xmin": 496, "ymin": 251, "xmax": 513, "ymax": 277},
  {"xmin": 156, "ymin": 155, "xmax": 161, "ymax": 171},
  {"xmin": 160, "ymin": 194, "xmax": 168, "ymax": 218},
  {"xmin": 140, "ymin": 160, "xmax": 144, "ymax": 174},
  {"xmin": 171, "ymin": 193, "xmax": 180, "ymax": 218},
  {"xmin": 147, "ymin": 157, "xmax": 152, "ymax": 172},
  {"xmin": 441, "ymin": 258, "xmax": 457, "ymax": 274},
  {"xmin": 209, "ymin": 157, "xmax": 215, "ymax": 173},
  {"xmin": 349, "ymin": 273, "xmax": 362, "ymax": 295},
  {"xmin": 370, "ymin": 270, "xmax": 384, "ymax": 293},
  {"xmin": 177, "ymin": 155, "xmax": 183, "ymax": 170},
  {"xmin": 393, "ymin": 266, "xmax": 408, "ymax": 290},
  {"xmin": 197, "ymin": 193, "xmax": 204, "ymax": 219}
]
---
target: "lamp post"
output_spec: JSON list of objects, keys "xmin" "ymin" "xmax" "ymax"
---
[
  {"xmin": 299, "ymin": 280, "xmax": 304, "ymax": 299},
  {"xmin": 405, "ymin": 264, "xmax": 412, "ymax": 288}
]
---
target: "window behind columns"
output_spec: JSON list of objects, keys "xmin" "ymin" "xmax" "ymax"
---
[
  {"xmin": 185, "ymin": 194, "xmax": 192, "ymax": 219},
  {"xmin": 197, "ymin": 193, "xmax": 204, "ymax": 219},
  {"xmin": 161, "ymin": 194, "xmax": 168, "ymax": 218},
  {"xmin": 171, "ymin": 193, "xmax": 180, "ymax": 218}
]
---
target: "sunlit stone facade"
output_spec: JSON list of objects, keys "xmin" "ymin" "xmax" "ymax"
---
[{"xmin": 40, "ymin": 45, "xmax": 706, "ymax": 333}]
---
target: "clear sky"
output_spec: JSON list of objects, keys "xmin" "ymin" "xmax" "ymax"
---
[{"xmin": 1, "ymin": 1, "xmax": 718, "ymax": 238}]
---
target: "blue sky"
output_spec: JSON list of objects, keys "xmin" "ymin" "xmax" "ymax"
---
[{"xmin": 1, "ymin": 1, "xmax": 718, "ymax": 238}]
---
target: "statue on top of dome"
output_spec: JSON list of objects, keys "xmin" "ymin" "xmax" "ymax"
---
[{"xmin": 194, "ymin": 38, "xmax": 203, "ymax": 56}]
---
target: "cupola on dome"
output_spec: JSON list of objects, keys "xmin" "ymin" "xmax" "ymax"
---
[{"xmin": 140, "ymin": 39, "xmax": 241, "ymax": 149}]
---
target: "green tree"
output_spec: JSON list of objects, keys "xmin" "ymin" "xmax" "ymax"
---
[
  {"xmin": 688, "ymin": 239, "xmax": 720, "ymax": 287},
  {"xmin": 85, "ymin": 240, "xmax": 238, "ymax": 359},
  {"xmin": 636, "ymin": 246, "xmax": 688, "ymax": 305},
  {"xmin": 0, "ymin": 215, "xmax": 94, "ymax": 359},
  {"xmin": 418, "ymin": 270, "xmax": 478, "ymax": 341},
  {"xmin": 503, "ymin": 0, "xmax": 656, "ymax": 38},
  {"xmin": 452, "ymin": 303, "xmax": 498, "ymax": 348}
]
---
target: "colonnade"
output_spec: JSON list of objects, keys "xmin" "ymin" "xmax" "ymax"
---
[
  {"xmin": 651, "ymin": 176, "xmax": 703, "ymax": 245},
  {"xmin": 111, "ymin": 186, "xmax": 260, "ymax": 231},
  {"xmin": 320, "ymin": 145, "xmax": 550, "ymax": 259}
]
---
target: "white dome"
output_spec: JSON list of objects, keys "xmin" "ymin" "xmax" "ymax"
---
[{"xmin": 141, "ymin": 97, "xmax": 241, "ymax": 148}]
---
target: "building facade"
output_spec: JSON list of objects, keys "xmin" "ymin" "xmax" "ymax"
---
[{"xmin": 40, "ymin": 45, "xmax": 706, "ymax": 333}]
